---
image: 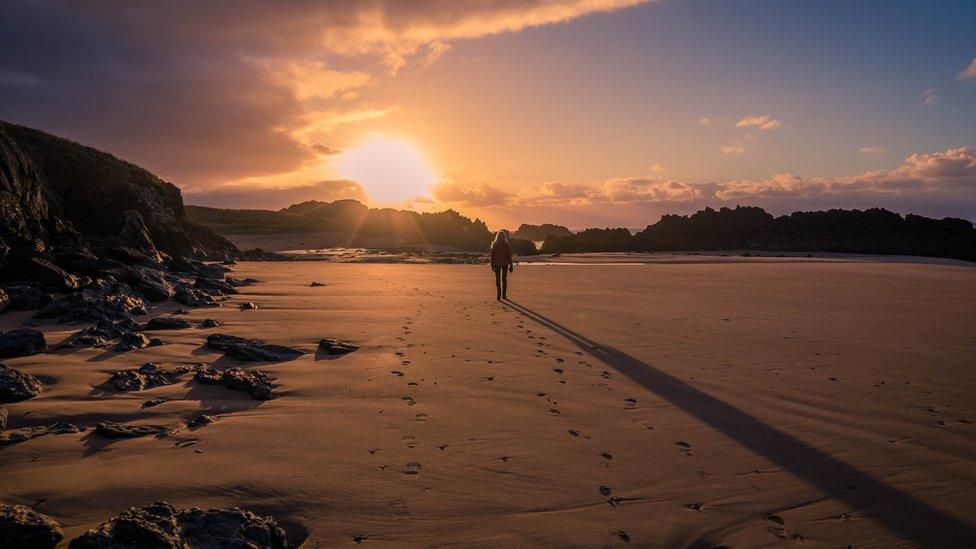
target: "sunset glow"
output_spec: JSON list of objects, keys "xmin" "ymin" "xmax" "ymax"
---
[{"xmin": 337, "ymin": 137, "xmax": 438, "ymax": 204}]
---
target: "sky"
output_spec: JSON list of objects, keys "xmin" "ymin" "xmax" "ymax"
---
[{"xmin": 1, "ymin": 0, "xmax": 974, "ymax": 230}]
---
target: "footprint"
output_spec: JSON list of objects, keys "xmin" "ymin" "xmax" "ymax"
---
[
  {"xmin": 675, "ymin": 441, "xmax": 692, "ymax": 455},
  {"xmin": 390, "ymin": 371, "xmax": 404, "ymax": 377},
  {"xmin": 402, "ymin": 396, "xmax": 416, "ymax": 405},
  {"xmin": 404, "ymin": 462, "xmax": 422, "ymax": 475},
  {"xmin": 415, "ymin": 413, "xmax": 428, "ymax": 422},
  {"xmin": 601, "ymin": 371, "xmax": 612, "ymax": 379},
  {"xmin": 686, "ymin": 503, "xmax": 703, "ymax": 511},
  {"xmin": 569, "ymin": 429, "xmax": 581, "ymax": 437},
  {"xmin": 614, "ymin": 531, "xmax": 631, "ymax": 543},
  {"xmin": 553, "ymin": 368, "xmax": 564, "ymax": 374},
  {"xmin": 403, "ymin": 436, "xmax": 418, "ymax": 449},
  {"xmin": 625, "ymin": 398, "xmax": 637, "ymax": 408},
  {"xmin": 601, "ymin": 452, "xmax": 614, "ymax": 462}
]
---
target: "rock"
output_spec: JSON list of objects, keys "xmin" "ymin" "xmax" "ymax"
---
[
  {"xmin": 168, "ymin": 256, "xmax": 201, "ymax": 274},
  {"xmin": 0, "ymin": 329, "xmax": 46, "ymax": 358},
  {"xmin": 205, "ymin": 333, "xmax": 304, "ymax": 363},
  {"xmin": 0, "ymin": 504, "xmax": 64, "ymax": 549},
  {"xmin": 0, "ymin": 407, "xmax": 6, "ymax": 432},
  {"xmin": 240, "ymin": 301, "xmax": 258, "ymax": 310},
  {"xmin": 197, "ymin": 264, "xmax": 229, "ymax": 279},
  {"xmin": 0, "ymin": 422, "xmax": 84, "ymax": 445},
  {"xmin": 118, "ymin": 210, "xmax": 157, "ymax": 253},
  {"xmin": 94, "ymin": 421, "xmax": 168, "ymax": 438},
  {"xmin": 187, "ymin": 414, "xmax": 217, "ymax": 428},
  {"xmin": 309, "ymin": 281, "xmax": 326, "ymax": 287},
  {"xmin": 3, "ymin": 285, "xmax": 51, "ymax": 311},
  {"xmin": 59, "ymin": 319, "xmax": 142, "ymax": 350},
  {"xmin": 195, "ymin": 367, "xmax": 276, "ymax": 400},
  {"xmin": 0, "ymin": 363, "xmax": 43, "ymax": 402},
  {"xmin": 142, "ymin": 397, "xmax": 168, "ymax": 408},
  {"xmin": 1, "ymin": 256, "xmax": 78, "ymax": 292},
  {"xmin": 194, "ymin": 276, "xmax": 238, "ymax": 295},
  {"xmin": 174, "ymin": 284, "xmax": 219, "ymax": 307},
  {"xmin": 114, "ymin": 332, "xmax": 151, "ymax": 352},
  {"xmin": 67, "ymin": 501, "xmax": 290, "ymax": 549},
  {"xmin": 102, "ymin": 245, "xmax": 160, "ymax": 267},
  {"xmin": 148, "ymin": 337, "xmax": 166, "ymax": 347},
  {"xmin": 318, "ymin": 338, "xmax": 358, "ymax": 355},
  {"xmin": 107, "ymin": 363, "xmax": 191, "ymax": 391},
  {"xmin": 0, "ymin": 289, "xmax": 9, "ymax": 313},
  {"xmin": 121, "ymin": 266, "xmax": 174, "ymax": 302},
  {"xmin": 54, "ymin": 248, "xmax": 124, "ymax": 275},
  {"xmin": 0, "ymin": 328, "xmax": 46, "ymax": 358},
  {"xmin": 146, "ymin": 317, "xmax": 193, "ymax": 330},
  {"xmin": 200, "ymin": 319, "xmax": 222, "ymax": 328},
  {"xmin": 35, "ymin": 281, "xmax": 147, "ymax": 323}
]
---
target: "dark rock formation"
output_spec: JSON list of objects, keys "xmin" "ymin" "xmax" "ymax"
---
[
  {"xmin": 2, "ymin": 285, "xmax": 50, "ymax": 311},
  {"xmin": 318, "ymin": 338, "xmax": 358, "ymax": 355},
  {"xmin": 513, "ymin": 223, "xmax": 573, "ymax": 241},
  {"xmin": 59, "ymin": 319, "xmax": 142, "ymax": 350},
  {"xmin": 67, "ymin": 501, "xmax": 290, "ymax": 549},
  {"xmin": 115, "ymin": 332, "xmax": 151, "ymax": 352},
  {"xmin": 240, "ymin": 301, "xmax": 258, "ymax": 310},
  {"xmin": 35, "ymin": 280, "xmax": 148, "ymax": 323},
  {"xmin": 0, "ymin": 407, "xmax": 6, "ymax": 432},
  {"xmin": 197, "ymin": 264, "xmax": 229, "ymax": 279},
  {"xmin": 142, "ymin": 397, "xmax": 169, "ymax": 408},
  {"xmin": 145, "ymin": 317, "xmax": 193, "ymax": 330},
  {"xmin": 0, "ymin": 363, "xmax": 43, "ymax": 402},
  {"xmin": 0, "ymin": 422, "xmax": 84, "ymax": 445},
  {"xmin": 1, "ymin": 256, "xmax": 78, "ymax": 292},
  {"xmin": 0, "ymin": 289, "xmax": 8, "ymax": 313},
  {"xmin": 174, "ymin": 284, "xmax": 220, "ymax": 307},
  {"xmin": 0, "ymin": 504, "xmax": 64, "ymax": 549},
  {"xmin": 195, "ymin": 367, "xmax": 276, "ymax": 400},
  {"xmin": 0, "ymin": 328, "xmax": 46, "ymax": 358},
  {"xmin": 200, "ymin": 319, "xmax": 222, "ymax": 328},
  {"xmin": 194, "ymin": 276, "xmax": 239, "ymax": 295},
  {"xmin": 310, "ymin": 281, "xmax": 326, "ymax": 287},
  {"xmin": 94, "ymin": 421, "xmax": 168, "ymax": 438},
  {"xmin": 206, "ymin": 333, "xmax": 304, "ymax": 362},
  {"xmin": 187, "ymin": 414, "xmax": 217, "ymax": 428},
  {"xmin": 107, "ymin": 363, "xmax": 193, "ymax": 391}
]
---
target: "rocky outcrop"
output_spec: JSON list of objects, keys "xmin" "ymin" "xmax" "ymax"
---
[
  {"xmin": 0, "ymin": 328, "xmax": 46, "ymax": 358},
  {"xmin": 0, "ymin": 422, "xmax": 84, "ymax": 445},
  {"xmin": 68, "ymin": 501, "xmax": 290, "ymax": 549},
  {"xmin": 3, "ymin": 285, "xmax": 50, "ymax": 311},
  {"xmin": 318, "ymin": 338, "xmax": 358, "ymax": 355},
  {"xmin": 59, "ymin": 319, "xmax": 142, "ymax": 350},
  {"xmin": 195, "ymin": 367, "xmax": 276, "ymax": 400},
  {"xmin": 107, "ymin": 363, "xmax": 194, "ymax": 391},
  {"xmin": 0, "ymin": 364, "xmax": 43, "ymax": 403},
  {"xmin": 0, "ymin": 504, "xmax": 64, "ymax": 549},
  {"xmin": 145, "ymin": 317, "xmax": 192, "ymax": 330},
  {"xmin": 94, "ymin": 421, "xmax": 168, "ymax": 439},
  {"xmin": 1, "ymin": 121, "xmax": 237, "ymax": 262},
  {"xmin": 205, "ymin": 333, "xmax": 304, "ymax": 362}
]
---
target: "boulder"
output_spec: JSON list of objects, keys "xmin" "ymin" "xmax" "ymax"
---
[
  {"xmin": 102, "ymin": 245, "xmax": 160, "ymax": 267},
  {"xmin": 0, "ymin": 504, "xmax": 64, "ymax": 549},
  {"xmin": 35, "ymin": 281, "xmax": 147, "ymax": 323},
  {"xmin": 3, "ymin": 285, "xmax": 50, "ymax": 311},
  {"xmin": 54, "ymin": 248, "xmax": 124, "ymax": 275},
  {"xmin": 1, "ymin": 257, "xmax": 78, "ymax": 292},
  {"xmin": 107, "ymin": 363, "xmax": 192, "ymax": 391},
  {"xmin": 168, "ymin": 256, "xmax": 201, "ymax": 274},
  {"xmin": 94, "ymin": 421, "xmax": 168, "ymax": 438},
  {"xmin": 195, "ymin": 367, "xmax": 275, "ymax": 400},
  {"xmin": 0, "ymin": 289, "xmax": 9, "ymax": 313},
  {"xmin": 187, "ymin": 414, "xmax": 217, "ymax": 428},
  {"xmin": 0, "ymin": 364, "xmax": 43, "ymax": 402},
  {"xmin": 197, "ymin": 264, "xmax": 229, "ymax": 279},
  {"xmin": 0, "ymin": 328, "xmax": 46, "ymax": 358},
  {"xmin": 145, "ymin": 317, "xmax": 193, "ymax": 330},
  {"xmin": 0, "ymin": 407, "xmax": 6, "ymax": 432},
  {"xmin": 200, "ymin": 319, "xmax": 222, "ymax": 328},
  {"xmin": 240, "ymin": 301, "xmax": 258, "ymax": 310},
  {"xmin": 121, "ymin": 266, "xmax": 174, "ymax": 302},
  {"xmin": 0, "ymin": 422, "xmax": 84, "ymax": 445},
  {"xmin": 205, "ymin": 333, "xmax": 304, "ymax": 363},
  {"xmin": 115, "ymin": 332, "xmax": 151, "ymax": 352},
  {"xmin": 59, "ymin": 319, "xmax": 141, "ymax": 350},
  {"xmin": 67, "ymin": 501, "xmax": 290, "ymax": 549},
  {"xmin": 194, "ymin": 276, "xmax": 238, "ymax": 295},
  {"xmin": 309, "ymin": 281, "xmax": 326, "ymax": 287},
  {"xmin": 318, "ymin": 338, "xmax": 358, "ymax": 355}
]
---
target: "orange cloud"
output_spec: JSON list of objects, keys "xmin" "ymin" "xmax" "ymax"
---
[{"xmin": 735, "ymin": 115, "xmax": 782, "ymax": 131}]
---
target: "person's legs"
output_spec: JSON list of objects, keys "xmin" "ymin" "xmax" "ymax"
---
[
  {"xmin": 501, "ymin": 267, "xmax": 508, "ymax": 299},
  {"xmin": 493, "ymin": 266, "xmax": 502, "ymax": 300}
]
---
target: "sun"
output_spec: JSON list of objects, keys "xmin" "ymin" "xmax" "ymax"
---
[{"xmin": 337, "ymin": 136, "xmax": 438, "ymax": 204}]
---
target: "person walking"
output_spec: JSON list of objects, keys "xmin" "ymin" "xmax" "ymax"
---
[{"xmin": 489, "ymin": 230, "xmax": 514, "ymax": 300}]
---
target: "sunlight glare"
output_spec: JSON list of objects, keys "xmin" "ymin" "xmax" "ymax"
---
[{"xmin": 337, "ymin": 136, "xmax": 438, "ymax": 204}]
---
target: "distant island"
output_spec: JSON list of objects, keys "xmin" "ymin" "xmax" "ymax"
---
[
  {"xmin": 541, "ymin": 206, "xmax": 976, "ymax": 262},
  {"xmin": 512, "ymin": 223, "xmax": 573, "ymax": 242}
]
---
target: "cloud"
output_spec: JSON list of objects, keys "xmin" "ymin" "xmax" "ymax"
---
[
  {"xmin": 716, "ymin": 173, "xmax": 825, "ymax": 200},
  {"xmin": 958, "ymin": 56, "xmax": 976, "ymax": 80},
  {"xmin": 698, "ymin": 116, "xmax": 724, "ymax": 126},
  {"xmin": 0, "ymin": 0, "xmax": 652, "ymax": 191},
  {"xmin": 859, "ymin": 146, "xmax": 885, "ymax": 155},
  {"xmin": 922, "ymin": 88, "xmax": 941, "ymax": 105},
  {"xmin": 601, "ymin": 177, "xmax": 705, "ymax": 202},
  {"xmin": 721, "ymin": 142, "xmax": 746, "ymax": 154},
  {"xmin": 432, "ymin": 177, "xmax": 516, "ymax": 207},
  {"xmin": 735, "ymin": 115, "xmax": 782, "ymax": 131},
  {"xmin": 184, "ymin": 179, "xmax": 367, "ymax": 209}
]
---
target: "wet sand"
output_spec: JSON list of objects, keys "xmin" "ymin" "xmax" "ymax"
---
[{"xmin": 2, "ymin": 260, "xmax": 976, "ymax": 546}]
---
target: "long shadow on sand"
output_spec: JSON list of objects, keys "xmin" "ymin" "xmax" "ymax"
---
[{"xmin": 503, "ymin": 299, "xmax": 975, "ymax": 547}]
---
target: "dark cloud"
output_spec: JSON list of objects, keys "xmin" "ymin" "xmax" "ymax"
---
[{"xmin": 184, "ymin": 180, "xmax": 367, "ymax": 210}]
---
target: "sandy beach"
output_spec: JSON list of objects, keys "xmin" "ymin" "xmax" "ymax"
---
[{"xmin": 2, "ymin": 258, "xmax": 976, "ymax": 547}]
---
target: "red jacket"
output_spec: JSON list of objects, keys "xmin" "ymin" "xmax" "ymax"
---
[{"xmin": 490, "ymin": 239, "xmax": 513, "ymax": 267}]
